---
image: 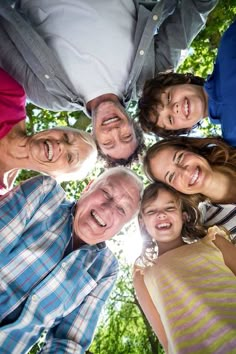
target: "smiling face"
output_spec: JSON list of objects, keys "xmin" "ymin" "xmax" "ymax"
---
[
  {"xmin": 73, "ymin": 171, "xmax": 141, "ymax": 244},
  {"xmin": 149, "ymin": 146, "xmax": 213, "ymax": 195},
  {"xmin": 141, "ymin": 188, "xmax": 184, "ymax": 244},
  {"xmin": 93, "ymin": 100, "xmax": 138, "ymax": 160},
  {"xmin": 27, "ymin": 128, "xmax": 95, "ymax": 179},
  {"xmin": 152, "ymin": 84, "xmax": 208, "ymax": 131}
]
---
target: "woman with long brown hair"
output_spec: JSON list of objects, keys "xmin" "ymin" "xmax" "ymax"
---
[{"xmin": 144, "ymin": 136, "xmax": 236, "ymax": 204}]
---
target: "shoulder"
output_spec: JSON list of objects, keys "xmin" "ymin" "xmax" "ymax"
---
[
  {"xmin": 20, "ymin": 174, "xmax": 59, "ymax": 191},
  {"xmin": 0, "ymin": 68, "xmax": 25, "ymax": 94},
  {"xmin": 218, "ymin": 20, "xmax": 236, "ymax": 55},
  {"xmin": 17, "ymin": 175, "xmax": 65, "ymax": 204}
]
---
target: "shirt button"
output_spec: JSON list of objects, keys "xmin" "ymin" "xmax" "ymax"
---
[
  {"xmin": 139, "ymin": 50, "xmax": 144, "ymax": 56},
  {"xmin": 32, "ymin": 295, "xmax": 37, "ymax": 301},
  {"xmin": 153, "ymin": 15, "xmax": 158, "ymax": 21},
  {"xmin": 44, "ymin": 74, "xmax": 50, "ymax": 79},
  {"xmin": 62, "ymin": 262, "xmax": 66, "ymax": 268}
]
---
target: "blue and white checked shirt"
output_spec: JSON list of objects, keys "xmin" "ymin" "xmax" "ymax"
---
[{"xmin": 0, "ymin": 175, "xmax": 119, "ymax": 354}]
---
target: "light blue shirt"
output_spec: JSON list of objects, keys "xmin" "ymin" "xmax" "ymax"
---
[{"xmin": 0, "ymin": 175, "xmax": 118, "ymax": 354}]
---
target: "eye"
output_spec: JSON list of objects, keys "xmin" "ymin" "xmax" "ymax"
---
[
  {"xmin": 167, "ymin": 92, "xmax": 171, "ymax": 103},
  {"xmin": 102, "ymin": 141, "xmax": 113, "ymax": 147},
  {"xmin": 102, "ymin": 189, "xmax": 112, "ymax": 200},
  {"xmin": 122, "ymin": 134, "xmax": 132, "ymax": 141},
  {"xmin": 64, "ymin": 133, "xmax": 70, "ymax": 143},
  {"xmin": 166, "ymin": 207, "xmax": 176, "ymax": 212},
  {"xmin": 117, "ymin": 206, "xmax": 125, "ymax": 215},
  {"xmin": 168, "ymin": 116, "xmax": 173, "ymax": 125},
  {"xmin": 176, "ymin": 152, "xmax": 184, "ymax": 164},
  {"xmin": 145, "ymin": 209, "xmax": 155, "ymax": 215},
  {"xmin": 169, "ymin": 172, "xmax": 175, "ymax": 184}
]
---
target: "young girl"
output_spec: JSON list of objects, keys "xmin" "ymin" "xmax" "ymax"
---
[{"xmin": 133, "ymin": 182, "xmax": 236, "ymax": 353}]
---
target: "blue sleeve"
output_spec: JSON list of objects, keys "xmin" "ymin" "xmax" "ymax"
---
[
  {"xmin": 216, "ymin": 19, "xmax": 236, "ymax": 94},
  {"xmin": 212, "ymin": 20, "xmax": 236, "ymax": 146}
]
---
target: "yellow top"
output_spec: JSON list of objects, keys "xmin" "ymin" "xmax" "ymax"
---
[{"xmin": 143, "ymin": 227, "xmax": 236, "ymax": 353}]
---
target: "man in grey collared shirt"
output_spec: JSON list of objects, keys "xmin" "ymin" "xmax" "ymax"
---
[{"xmin": 0, "ymin": 0, "xmax": 218, "ymax": 166}]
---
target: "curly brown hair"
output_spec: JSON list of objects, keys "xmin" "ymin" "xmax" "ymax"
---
[
  {"xmin": 137, "ymin": 182, "xmax": 207, "ymax": 267},
  {"xmin": 143, "ymin": 136, "xmax": 236, "ymax": 204},
  {"xmin": 138, "ymin": 72, "xmax": 205, "ymax": 137}
]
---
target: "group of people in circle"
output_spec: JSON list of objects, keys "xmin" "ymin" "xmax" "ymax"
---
[{"xmin": 0, "ymin": 1, "xmax": 236, "ymax": 353}]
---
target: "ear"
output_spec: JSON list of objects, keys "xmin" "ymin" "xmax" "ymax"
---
[
  {"xmin": 138, "ymin": 214, "xmax": 145, "ymax": 227},
  {"xmin": 182, "ymin": 211, "xmax": 189, "ymax": 222}
]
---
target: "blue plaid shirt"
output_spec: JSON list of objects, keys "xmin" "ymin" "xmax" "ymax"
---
[{"xmin": 0, "ymin": 175, "xmax": 118, "ymax": 354}]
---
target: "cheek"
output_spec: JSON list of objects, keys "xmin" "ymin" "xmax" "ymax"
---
[{"xmin": 144, "ymin": 218, "xmax": 155, "ymax": 234}]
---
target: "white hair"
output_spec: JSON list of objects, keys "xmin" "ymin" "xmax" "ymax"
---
[
  {"xmin": 93, "ymin": 167, "xmax": 143, "ymax": 200},
  {"xmin": 52, "ymin": 127, "xmax": 97, "ymax": 182}
]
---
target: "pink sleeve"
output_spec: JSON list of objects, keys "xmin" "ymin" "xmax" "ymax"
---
[{"xmin": 0, "ymin": 68, "xmax": 26, "ymax": 139}]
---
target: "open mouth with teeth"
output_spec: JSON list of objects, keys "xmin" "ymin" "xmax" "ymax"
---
[
  {"xmin": 189, "ymin": 167, "xmax": 200, "ymax": 186},
  {"xmin": 91, "ymin": 210, "xmax": 107, "ymax": 227},
  {"xmin": 156, "ymin": 222, "xmax": 171, "ymax": 230},
  {"xmin": 183, "ymin": 98, "xmax": 190, "ymax": 118},
  {"xmin": 102, "ymin": 117, "xmax": 120, "ymax": 126},
  {"xmin": 44, "ymin": 140, "xmax": 53, "ymax": 161}
]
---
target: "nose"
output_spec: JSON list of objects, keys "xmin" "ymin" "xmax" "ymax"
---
[
  {"xmin": 170, "ymin": 102, "xmax": 179, "ymax": 115},
  {"xmin": 107, "ymin": 128, "xmax": 120, "ymax": 142},
  {"xmin": 156, "ymin": 211, "xmax": 167, "ymax": 219}
]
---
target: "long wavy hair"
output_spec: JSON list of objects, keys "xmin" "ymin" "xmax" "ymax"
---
[
  {"xmin": 143, "ymin": 136, "xmax": 236, "ymax": 203},
  {"xmin": 136, "ymin": 182, "xmax": 207, "ymax": 268}
]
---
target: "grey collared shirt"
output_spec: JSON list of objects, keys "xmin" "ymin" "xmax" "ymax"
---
[{"xmin": 0, "ymin": 0, "xmax": 218, "ymax": 113}]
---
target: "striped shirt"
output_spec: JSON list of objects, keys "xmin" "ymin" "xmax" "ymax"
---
[
  {"xmin": 144, "ymin": 230, "xmax": 236, "ymax": 353},
  {"xmin": 201, "ymin": 202, "xmax": 236, "ymax": 241},
  {"xmin": 0, "ymin": 175, "xmax": 118, "ymax": 354}
]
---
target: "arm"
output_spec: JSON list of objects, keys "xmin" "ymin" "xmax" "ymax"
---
[
  {"xmin": 0, "ymin": 67, "xmax": 26, "ymax": 139},
  {"xmin": 213, "ymin": 234, "xmax": 236, "ymax": 276},
  {"xmin": 133, "ymin": 270, "xmax": 168, "ymax": 351},
  {"xmin": 41, "ymin": 252, "xmax": 118, "ymax": 354},
  {"xmin": 0, "ymin": 175, "xmax": 63, "ymax": 252},
  {"xmin": 154, "ymin": 0, "xmax": 218, "ymax": 72},
  {"xmin": 0, "ymin": 4, "xmax": 81, "ymax": 111}
]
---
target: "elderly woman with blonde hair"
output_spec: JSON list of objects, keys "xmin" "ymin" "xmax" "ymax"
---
[{"xmin": 0, "ymin": 68, "xmax": 97, "ymax": 194}]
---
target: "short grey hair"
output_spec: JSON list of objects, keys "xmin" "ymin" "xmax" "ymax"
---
[{"xmin": 94, "ymin": 167, "xmax": 143, "ymax": 201}]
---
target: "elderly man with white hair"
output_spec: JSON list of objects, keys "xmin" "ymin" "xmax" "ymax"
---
[{"xmin": 0, "ymin": 167, "xmax": 143, "ymax": 354}]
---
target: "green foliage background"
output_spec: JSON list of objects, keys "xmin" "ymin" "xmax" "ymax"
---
[{"xmin": 18, "ymin": 2, "xmax": 235, "ymax": 353}]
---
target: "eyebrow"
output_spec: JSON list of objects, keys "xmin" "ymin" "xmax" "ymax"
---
[
  {"xmin": 164, "ymin": 151, "xmax": 177, "ymax": 181},
  {"xmin": 143, "ymin": 200, "xmax": 176, "ymax": 213}
]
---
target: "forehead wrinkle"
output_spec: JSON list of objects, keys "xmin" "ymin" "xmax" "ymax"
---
[{"xmin": 111, "ymin": 181, "xmax": 135, "ymax": 212}]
